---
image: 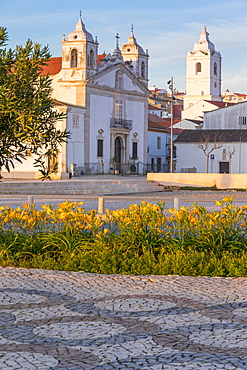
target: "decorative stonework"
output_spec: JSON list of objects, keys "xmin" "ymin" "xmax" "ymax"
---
[{"xmin": 0, "ymin": 269, "xmax": 247, "ymax": 369}]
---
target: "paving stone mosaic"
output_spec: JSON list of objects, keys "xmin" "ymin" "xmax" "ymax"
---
[{"xmin": 0, "ymin": 268, "xmax": 247, "ymax": 369}]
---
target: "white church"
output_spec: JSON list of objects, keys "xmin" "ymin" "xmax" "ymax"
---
[
  {"xmin": 3, "ymin": 16, "xmax": 150, "ymax": 179},
  {"xmin": 176, "ymin": 27, "xmax": 247, "ymax": 174}
]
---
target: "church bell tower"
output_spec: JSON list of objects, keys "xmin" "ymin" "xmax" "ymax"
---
[
  {"xmin": 61, "ymin": 14, "xmax": 99, "ymax": 82},
  {"xmin": 183, "ymin": 26, "xmax": 222, "ymax": 111},
  {"xmin": 121, "ymin": 25, "xmax": 149, "ymax": 86}
]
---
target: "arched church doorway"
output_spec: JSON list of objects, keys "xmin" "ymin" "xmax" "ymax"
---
[{"xmin": 114, "ymin": 136, "xmax": 122, "ymax": 173}]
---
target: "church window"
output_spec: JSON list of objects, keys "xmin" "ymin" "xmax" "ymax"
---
[
  {"xmin": 47, "ymin": 153, "xmax": 58, "ymax": 173},
  {"xmin": 89, "ymin": 50, "xmax": 94, "ymax": 68},
  {"xmin": 115, "ymin": 71, "xmax": 124, "ymax": 89},
  {"xmin": 214, "ymin": 62, "xmax": 217, "ymax": 76},
  {"xmin": 141, "ymin": 62, "xmax": 145, "ymax": 78},
  {"xmin": 72, "ymin": 115, "xmax": 79, "ymax": 128},
  {"xmin": 115, "ymin": 100, "xmax": 123, "ymax": 120},
  {"xmin": 71, "ymin": 49, "xmax": 78, "ymax": 68},
  {"xmin": 195, "ymin": 62, "xmax": 201, "ymax": 74},
  {"xmin": 132, "ymin": 142, "xmax": 138, "ymax": 158},
  {"xmin": 97, "ymin": 139, "xmax": 103, "ymax": 157}
]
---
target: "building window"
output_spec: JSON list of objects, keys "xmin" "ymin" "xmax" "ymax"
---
[
  {"xmin": 72, "ymin": 115, "xmax": 79, "ymax": 128},
  {"xmin": 115, "ymin": 100, "xmax": 123, "ymax": 119},
  {"xmin": 132, "ymin": 142, "xmax": 138, "ymax": 159},
  {"xmin": 214, "ymin": 62, "xmax": 217, "ymax": 76},
  {"xmin": 141, "ymin": 62, "xmax": 145, "ymax": 78},
  {"xmin": 239, "ymin": 117, "xmax": 247, "ymax": 126},
  {"xmin": 201, "ymin": 91, "xmax": 204, "ymax": 95},
  {"xmin": 195, "ymin": 62, "xmax": 201, "ymax": 74},
  {"xmin": 97, "ymin": 139, "xmax": 103, "ymax": 157},
  {"xmin": 71, "ymin": 49, "xmax": 78, "ymax": 68},
  {"xmin": 189, "ymin": 103, "xmax": 193, "ymax": 107},
  {"xmin": 157, "ymin": 136, "xmax": 161, "ymax": 149}
]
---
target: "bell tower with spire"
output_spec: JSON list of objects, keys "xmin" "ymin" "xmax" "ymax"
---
[
  {"xmin": 121, "ymin": 25, "xmax": 149, "ymax": 86},
  {"xmin": 61, "ymin": 12, "xmax": 99, "ymax": 82},
  {"xmin": 183, "ymin": 26, "xmax": 222, "ymax": 112}
]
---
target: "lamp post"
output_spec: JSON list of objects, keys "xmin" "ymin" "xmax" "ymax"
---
[{"xmin": 167, "ymin": 77, "xmax": 173, "ymax": 173}]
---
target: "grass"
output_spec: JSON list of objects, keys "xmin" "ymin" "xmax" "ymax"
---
[{"xmin": 0, "ymin": 197, "xmax": 246, "ymax": 276}]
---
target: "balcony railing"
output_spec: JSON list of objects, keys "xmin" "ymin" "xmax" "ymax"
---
[{"xmin": 110, "ymin": 118, "xmax": 132, "ymax": 130}]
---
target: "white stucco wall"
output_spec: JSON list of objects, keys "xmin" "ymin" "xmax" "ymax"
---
[
  {"xmin": 176, "ymin": 142, "xmax": 247, "ymax": 174},
  {"xmin": 126, "ymin": 100, "xmax": 145, "ymax": 162},
  {"xmin": 173, "ymin": 120, "xmax": 201, "ymax": 129},
  {"xmin": 89, "ymin": 94, "xmax": 112, "ymax": 169},
  {"xmin": 66, "ymin": 107, "xmax": 85, "ymax": 172},
  {"xmin": 204, "ymin": 101, "xmax": 247, "ymax": 129},
  {"xmin": 147, "ymin": 172, "xmax": 247, "ymax": 189},
  {"xmin": 182, "ymin": 100, "xmax": 219, "ymax": 120}
]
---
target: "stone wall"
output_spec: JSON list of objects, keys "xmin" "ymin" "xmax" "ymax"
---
[{"xmin": 147, "ymin": 173, "xmax": 247, "ymax": 189}]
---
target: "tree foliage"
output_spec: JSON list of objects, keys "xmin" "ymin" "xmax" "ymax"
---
[{"xmin": 0, "ymin": 27, "xmax": 70, "ymax": 179}]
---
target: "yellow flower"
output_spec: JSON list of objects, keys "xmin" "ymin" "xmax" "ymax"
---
[{"xmin": 215, "ymin": 200, "xmax": 222, "ymax": 206}]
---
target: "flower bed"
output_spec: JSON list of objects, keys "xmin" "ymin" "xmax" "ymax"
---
[{"xmin": 0, "ymin": 197, "xmax": 247, "ymax": 276}]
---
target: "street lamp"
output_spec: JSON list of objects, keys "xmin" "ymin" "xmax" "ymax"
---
[{"xmin": 167, "ymin": 77, "xmax": 173, "ymax": 173}]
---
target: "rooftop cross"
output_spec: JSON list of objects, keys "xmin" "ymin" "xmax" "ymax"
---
[{"xmin": 115, "ymin": 33, "xmax": 120, "ymax": 48}]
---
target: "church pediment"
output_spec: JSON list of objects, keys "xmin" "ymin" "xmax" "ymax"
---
[{"xmin": 86, "ymin": 63, "xmax": 150, "ymax": 95}]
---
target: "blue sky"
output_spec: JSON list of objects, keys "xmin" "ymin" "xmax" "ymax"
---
[{"xmin": 2, "ymin": 0, "xmax": 247, "ymax": 93}]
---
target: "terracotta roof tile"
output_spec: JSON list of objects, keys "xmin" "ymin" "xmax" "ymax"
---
[
  {"xmin": 204, "ymin": 100, "xmax": 234, "ymax": 108},
  {"xmin": 148, "ymin": 104, "xmax": 163, "ymax": 110},
  {"xmin": 98, "ymin": 54, "xmax": 107, "ymax": 65},
  {"xmin": 174, "ymin": 129, "xmax": 247, "ymax": 143},
  {"xmin": 148, "ymin": 114, "xmax": 179, "ymax": 127},
  {"xmin": 40, "ymin": 57, "xmax": 62, "ymax": 76}
]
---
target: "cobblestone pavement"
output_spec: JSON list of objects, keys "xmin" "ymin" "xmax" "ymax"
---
[{"xmin": 0, "ymin": 268, "xmax": 247, "ymax": 369}]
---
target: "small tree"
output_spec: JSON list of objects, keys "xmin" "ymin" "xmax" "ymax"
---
[
  {"xmin": 195, "ymin": 134, "xmax": 224, "ymax": 173},
  {"xmin": 0, "ymin": 27, "xmax": 70, "ymax": 179},
  {"xmin": 227, "ymin": 145, "xmax": 237, "ymax": 173}
]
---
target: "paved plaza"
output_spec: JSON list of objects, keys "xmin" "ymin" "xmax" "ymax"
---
[
  {"xmin": 0, "ymin": 189, "xmax": 247, "ymax": 212},
  {"xmin": 0, "ymin": 268, "xmax": 247, "ymax": 369},
  {"xmin": 0, "ymin": 189, "xmax": 247, "ymax": 369}
]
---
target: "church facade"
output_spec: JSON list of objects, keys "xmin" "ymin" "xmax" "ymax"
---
[{"xmin": 3, "ymin": 17, "xmax": 150, "ymax": 178}]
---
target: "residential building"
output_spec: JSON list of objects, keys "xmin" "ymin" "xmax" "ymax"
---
[
  {"xmin": 222, "ymin": 90, "xmax": 247, "ymax": 103},
  {"xmin": 148, "ymin": 114, "xmax": 182, "ymax": 172},
  {"xmin": 175, "ymin": 101, "xmax": 247, "ymax": 173},
  {"xmin": 175, "ymin": 129, "xmax": 247, "ymax": 174}
]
